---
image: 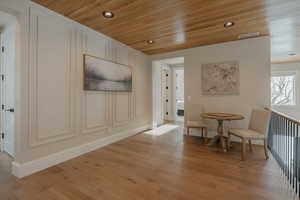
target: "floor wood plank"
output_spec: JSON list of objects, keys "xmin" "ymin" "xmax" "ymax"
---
[{"xmin": 1, "ymin": 126, "xmax": 293, "ymax": 200}]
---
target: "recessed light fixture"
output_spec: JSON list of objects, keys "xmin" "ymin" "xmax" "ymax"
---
[
  {"xmin": 224, "ymin": 21, "xmax": 235, "ymax": 28},
  {"xmin": 147, "ymin": 40, "xmax": 154, "ymax": 44},
  {"xmin": 102, "ymin": 11, "xmax": 114, "ymax": 18},
  {"xmin": 288, "ymin": 52, "xmax": 296, "ymax": 56}
]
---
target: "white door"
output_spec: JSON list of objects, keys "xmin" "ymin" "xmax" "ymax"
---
[{"xmin": 0, "ymin": 26, "xmax": 15, "ymax": 157}]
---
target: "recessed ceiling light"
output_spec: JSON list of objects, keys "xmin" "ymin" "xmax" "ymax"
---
[
  {"xmin": 102, "ymin": 11, "xmax": 114, "ymax": 18},
  {"xmin": 224, "ymin": 22, "xmax": 235, "ymax": 28},
  {"xmin": 147, "ymin": 40, "xmax": 154, "ymax": 44},
  {"xmin": 288, "ymin": 52, "xmax": 296, "ymax": 56}
]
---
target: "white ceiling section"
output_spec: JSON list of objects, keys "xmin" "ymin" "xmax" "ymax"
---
[
  {"xmin": 0, "ymin": 11, "xmax": 16, "ymax": 28},
  {"xmin": 161, "ymin": 57, "xmax": 184, "ymax": 65}
]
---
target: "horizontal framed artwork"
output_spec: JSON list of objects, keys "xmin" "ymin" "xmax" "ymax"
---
[{"xmin": 84, "ymin": 54, "xmax": 132, "ymax": 92}]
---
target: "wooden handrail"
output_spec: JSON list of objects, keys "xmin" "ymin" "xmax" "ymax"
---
[{"xmin": 267, "ymin": 108, "xmax": 300, "ymax": 126}]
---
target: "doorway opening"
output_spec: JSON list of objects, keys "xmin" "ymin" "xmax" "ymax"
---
[
  {"xmin": 174, "ymin": 67, "xmax": 184, "ymax": 122},
  {"xmin": 0, "ymin": 11, "xmax": 17, "ymax": 165},
  {"xmin": 152, "ymin": 57, "xmax": 184, "ymax": 129}
]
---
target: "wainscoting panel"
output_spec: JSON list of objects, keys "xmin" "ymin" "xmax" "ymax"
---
[
  {"xmin": 28, "ymin": 6, "xmax": 76, "ymax": 147},
  {"xmin": 81, "ymin": 92, "xmax": 109, "ymax": 135},
  {"xmin": 113, "ymin": 93, "xmax": 131, "ymax": 127}
]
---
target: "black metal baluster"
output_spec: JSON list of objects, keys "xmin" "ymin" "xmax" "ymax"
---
[
  {"xmin": 296, "ymin": 124, "xmax": 300, "ymax": 198},
  {"xmin": 273, "ymin": 115, "xmax": 276, "ymax": 160},
  {"xmin": 278, "ymin": 115, "xmax": 280, "ymax": 162},
  {"xmin": 285, "ymin": 117, "xmax": 288, "ymax": 178},
  {"xmin": 279, "ymin": 115, "xmax": 282, "ymax": 174},
  {"xmin": 295, "ymin": 123, "xmax": 298, "ymax": 195},
  {"xmin": 275, "ymin": 116, "xmax": 284, "ymax": 166},
  {"xmin": 277, "ymin": 115, "xmax": 279, "ymax": 164},
  {"xmin": 288, "ymin": 119, "xmax": 290, "ymax": 183},
  {"xmin": 279, "ymin": 115, "xmax": 282, "ymax": 169},
  {"xmin": 286, "ymin": 120, "xmax": 292, "ymax": 184},
  {"xmin": 284, "ymin": 118, "xmax": 286, "ymax": 177},
  {"xmin": 288, "ymin": 119, "xmax": 290, "ymax": 182},
  {"xmin": 278, "ymin": 115, "xmax": 280, "ymax": 169},
  {"xmin": 290, "ymin": 120, "xmax": 292, "ymax": 185},
  {"xmin": 290, "ymin": 121, "xmax": 292, "ymax": 186},
  {"xmin": 292, "ymin": 123, "xmax": 295, "ymax": 191},
  {"xmin": 274, "ymin": 116, "xmax": 282, "ymax": 165}
]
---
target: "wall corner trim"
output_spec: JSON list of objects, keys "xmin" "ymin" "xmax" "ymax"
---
[{"xmin": 12, "ymin": 125, "xmax": 151, "ymax": 178}]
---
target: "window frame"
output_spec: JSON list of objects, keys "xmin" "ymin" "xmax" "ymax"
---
[{"xmin": 271, "ymin": 71, "xmax": 298, "ymax": 108}]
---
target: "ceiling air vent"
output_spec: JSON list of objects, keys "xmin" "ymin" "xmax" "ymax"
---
[{"xmin": 238, "ymin": 32, "xmax": 260, "ymax": 39}]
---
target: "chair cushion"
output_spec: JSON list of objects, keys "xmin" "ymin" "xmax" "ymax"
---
[
  {"xmin": 229, "ymin": 128, "xmax": 265, "ymax": 140},
  {"xmin": 187, "ymin": 120, "xmax": 207, "ymax": 128}
]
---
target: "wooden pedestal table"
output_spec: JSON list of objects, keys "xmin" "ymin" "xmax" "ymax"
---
[{"xmin": 201, "ymin": 113, "xmax": 244, "ymax": 152}]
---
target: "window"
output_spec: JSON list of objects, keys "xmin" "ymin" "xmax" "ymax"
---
[{"xmin": 271, "ymin": 72, "xmax": 297, "ymax": 106}]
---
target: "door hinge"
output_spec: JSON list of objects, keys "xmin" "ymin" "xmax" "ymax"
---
[
  {"xmin": 1, "ymin": 104, "xmax": 4, "ymax": 110},
  {"xmin": 1, "ymin": 133, "xmax": 4, "ymax": 139},
  {"xmin": 1, "ymin": 46, "xmax": 4, "ymax": 53},
  {"xmin": 1, "ymin": 74, "xmax": 4, "ymax": 81},
  {"xmin": 166, "ymin": 112, "xmax": 169, "ymax": 115}
]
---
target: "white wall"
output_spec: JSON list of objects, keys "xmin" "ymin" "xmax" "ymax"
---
[
  {"xmin": 0, "ymin": 0, "xmax": 152, "ymax": 177},
  {"xmin": 151, "ymin": 37, "xmax": 271, "ymax": 136},
  {"xmin": 272, "ymin": 62, "xmax": 300, "ymax": 120}
]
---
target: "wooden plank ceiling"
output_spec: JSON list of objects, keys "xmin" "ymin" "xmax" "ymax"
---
[{"xmin": 32, "ymin": 0, "xmax": 300, "ymax": 63}]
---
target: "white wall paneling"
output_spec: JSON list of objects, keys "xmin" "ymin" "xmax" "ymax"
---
[
  {"xmin": 113, "ymin": 93, "xmax": 132, "ymax": 127},
  {"xmin": 81, "ymin": 92, "xmax": 110, "ymax": 135},
  {"xmin": 2, "ymin": 1, "xmax": 152, "ymax": 174},
  {"xmin": 28, "ymin": 6, "xmax": 76, "ymax": 147}
]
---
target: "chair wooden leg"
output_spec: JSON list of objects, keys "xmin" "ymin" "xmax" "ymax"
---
[
  {"xmin": 241, "ymin": 138, "xmax": 246, "ymax": 161},
  {"xmin": 204, "ymin": 127, "xmax": 208, "ymax": 144},
  {"xmin": 187, "ymin": 127, "xmax": 189, "ymax": 136},
  {"xmin": 248, "ymin": 140, "xmax": 253, "ymax": 152},
  {"xmin": 264, "ymin": 139, "xmax": 269, "ymax": 160},
  {"xmin": 201, "ymin": 128, "xmax": 204, "ymax": 139}
]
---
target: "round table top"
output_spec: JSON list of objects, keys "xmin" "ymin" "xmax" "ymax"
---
[{"xmin": 201, "ymin": 113, "xmax": 244, "ymax": 120}]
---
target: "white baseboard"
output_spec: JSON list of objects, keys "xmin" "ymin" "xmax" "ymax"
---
[{"xmin": 12, "ymin": 125, "xmax": 150, "ymax": 178}]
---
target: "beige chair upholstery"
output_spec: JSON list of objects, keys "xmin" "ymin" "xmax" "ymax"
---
[
  {"xmin": 228, "ymin": 109, "xmax": 271, "ymax": 160},
  {"xmin": 186, "ymin": 104, "xmax": 208, "ymax": 143}
]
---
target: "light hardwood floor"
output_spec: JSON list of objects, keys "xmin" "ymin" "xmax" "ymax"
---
[
  {"xmin": 0, "ymin": 152, "xmax": 16, "ymax": 200},
  {"xmin": 2, "ymin": 127, "xmax": 293, "ymax": 200}
]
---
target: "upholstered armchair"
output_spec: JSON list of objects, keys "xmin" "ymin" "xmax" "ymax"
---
[{"xmin": 228, "ymin": 109, "xmax": 271, "ymax": 160}]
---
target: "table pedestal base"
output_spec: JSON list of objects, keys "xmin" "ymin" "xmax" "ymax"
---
[
  {"xmin": 208, "ymin": 135, "xmax": 228, "ymax": 152},
  {"xmin": 208, "ymin": 119, "xmax": 227, "ymax": 152}
]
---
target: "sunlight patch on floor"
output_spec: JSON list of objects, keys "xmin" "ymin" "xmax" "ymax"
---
[{"xmin": 144, "ymin": 124, "xmax": 180, "ymax": 136}]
